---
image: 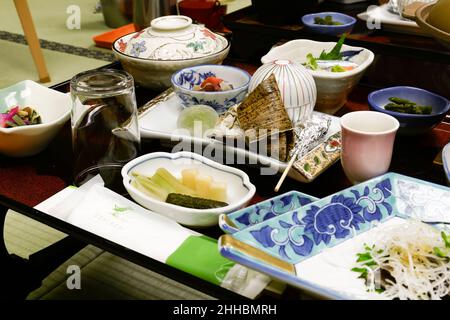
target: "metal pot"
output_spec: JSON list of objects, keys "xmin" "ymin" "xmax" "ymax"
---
[
  {"xmin": 100, "ymin": 0, "xmax": 134, "ymax": 28},
  {"xmin": 133, "ymin": 0, "xmax": 176, "ymax": 30},
  {"xmin": 100, "ymin": 0, "xmax": 177, "ymax": 29}
]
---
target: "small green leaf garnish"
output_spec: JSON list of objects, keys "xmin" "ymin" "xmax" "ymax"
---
[
  {"xmin": 305, "ymin": 53, "xmax": 318, "ymax": 70},
  {"xmin": 434, "ymin": 247, "xmax": 447, "ymax": 258},
  {"xmin": 113, "ymin": 205, "xmax": 130, "ymax": 213},
  {"xmin": 351, "ymin": 267, "xmax": 368, "ymax": 280},
  {"xmin": 441, "ymin": 232, "xmax": 450, "ymax": 248},
  {"xmin": 331, "ymin": 65, "xmax": 346, "ymax": 72},
  {"xmin": 356, "ymin": 252, "xmax": 373, "ymax": 262},
  {"xmin": 303, "ymin": 34, "xmax": 346, "ymax": 71},
  {"xmin": 318, "ymin": 34, "xmax": 346, "ymax": 60},
  {"xmin": 432, "ymin": 232, "xmax": 450, "ymax": 258}
]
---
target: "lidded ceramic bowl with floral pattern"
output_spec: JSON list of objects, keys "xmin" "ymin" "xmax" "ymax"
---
[
  {"xmin": 112, "ymin": 15, "xmax": 230, "ymax": 90},
  {"xmin": 117, "ymin": 15, "xmax": 228, "ymax": 60}
]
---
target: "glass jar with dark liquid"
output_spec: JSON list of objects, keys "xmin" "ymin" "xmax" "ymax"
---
[{"xmin": 70, "ymin": 69, "xmax": 140, "ymax": 191}]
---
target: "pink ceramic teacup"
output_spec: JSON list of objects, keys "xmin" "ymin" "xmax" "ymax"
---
[{"xmin": 340, "ymin": 111, "xmax": 400, "ymax": 184}]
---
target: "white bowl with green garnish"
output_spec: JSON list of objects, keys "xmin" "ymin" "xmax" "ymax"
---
[
  {"xmin": 122, "ymin": 151, "xmax": 256, "ymax": 227},
  {"xmin": 0, "ymin": 80, "xmax": 71, "ymax": 157},
  {"xmin": 261, "ymin": 38, "xmax": 374, "ymax": 114}
]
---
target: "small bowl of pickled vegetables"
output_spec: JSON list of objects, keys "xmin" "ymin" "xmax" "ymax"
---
[
  {"xmin": 368, "ymin": 86, "xmax": 450, "ymax": 135},
  {"xmin": 0, "ymin": 80, "xmax": 71, "ymax": 157},
  {"xmin": 171, "ymin": 64, "xmax": 251, "ymax": 114},
  {"xmin": 301, "ymin": 12, "xmax": 356, "ymax": 36},
  {"xmin": 122, "ymin": 152, "xmax": 256, "ymax": 227}
]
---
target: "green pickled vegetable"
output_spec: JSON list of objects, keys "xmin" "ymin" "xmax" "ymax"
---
[
  {"xmin": 12, "ymin": 114, "xmax": 26, "ymax": 126},
  {"xmin": 1, "ymin": 106, "xmax": 42, "ymax": 128},
  {"xmin": 131, "ymin": 174, "xmax": 169, "ymax": 201},
  {"xmin": 314, "ymin": 15, "xmax": 343, "ymax": 26},
  {"xmin": 154, "ymin": 168, "xmax": 197, "ymax": 196},
  {"xmin": 131, "ymin": 169, "xmax": 198, "ymax": 202},
  {"xmin": 166, "ymin": 193, "xmax": 228, "ymax": 209},
  {"xmin": 384, "ymin": 97, "xmax": 432, "ymax": 115},
  {"xmin": 388, "ymin": 97, "xmax": 416, "ymax": 105}
]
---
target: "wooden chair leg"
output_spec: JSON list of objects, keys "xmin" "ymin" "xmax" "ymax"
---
[{"xmin": 13, "ymin": 0, "xmax": 51, "ymax": 83}]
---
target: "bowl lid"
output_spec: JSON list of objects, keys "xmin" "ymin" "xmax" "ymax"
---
[{"xmin": 116, "ymin": 15, "xmax": 228, "ymax": 60}]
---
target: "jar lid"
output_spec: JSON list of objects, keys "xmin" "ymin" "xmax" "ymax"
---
[{"xmin": 116, "ymin": 15, "xmax": 228, "ymax": 61}]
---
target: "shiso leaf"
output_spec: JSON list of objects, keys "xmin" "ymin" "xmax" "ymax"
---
[{"xmin": 318, "ymin": 34, "xmax": 346, "ymax": 60}]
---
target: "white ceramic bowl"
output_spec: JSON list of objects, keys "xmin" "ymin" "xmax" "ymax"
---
[
  {"xmin": 122, "ymin": 152, "xmax": 256, "ymax": 227},
  {"xmin": 0, "ymin": 80, "xmax": 71, "ymax": 157},
  {"xmin": 112, "ymin": 16, "xmax": 230, "ymax": 90},
  {"xmin": 171, "ymin": 64, "xmax": 251, "ymax": 114},
  {"xmin": 261, "ymin": 39, "xmax": 374, "ymax": 114},
  {"xmin": 248, "ymin": 59, "xmax": 317, "ymax": 125}
]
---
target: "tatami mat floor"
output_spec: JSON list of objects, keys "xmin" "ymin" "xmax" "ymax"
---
[
  {"xmin": 0, "ymin": 39, "xmax": 109, "ymax": 88},
  {"xmin": 6, "ymin": 211, "xmax": 214, "ymax": 300},
  {"xmin": 1, "ymin": 0, "xmax": 111, "ymax": 49},
  {"xmin": 2, "ymin": 0, "xmax": 250, "ymax": 300}
]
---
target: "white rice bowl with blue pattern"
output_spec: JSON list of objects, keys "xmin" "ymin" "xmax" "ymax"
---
[{"xmin": 171, "ymin": 64, "xmax": 251, "ymax": 115}]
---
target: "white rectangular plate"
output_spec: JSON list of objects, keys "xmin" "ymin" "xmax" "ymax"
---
[{"xmin": 138, "ymin": 90, "xmax": 341, "ymax": 183}]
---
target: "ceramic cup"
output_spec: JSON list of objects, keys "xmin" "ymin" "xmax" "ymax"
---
[
  {"xmin": 340, "ymin": 111, "xmax": 399, "ymax": 184},
  {"xmin": 178, "ymin": 0, "xmax": 226, "ymax": 30}
]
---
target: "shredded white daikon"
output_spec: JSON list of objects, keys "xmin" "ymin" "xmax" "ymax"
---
[{"xmin": 354, "ymin": 220, "xmax": 450, "ymax": 300}]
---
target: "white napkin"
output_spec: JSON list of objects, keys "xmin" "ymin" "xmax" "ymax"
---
[
  {"xmin": 67, "ymin": 183, "xmax": 197, "ymax": 263},
  {"xmin": 36, "ymin": 176, "xmax": 272, "ymax": 299}
]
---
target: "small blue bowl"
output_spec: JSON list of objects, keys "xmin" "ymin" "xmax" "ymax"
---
[
  {"xmin": 171, "ymin": 64, "xmax": 251, "ymax": 115},
  {"xmin": 368, "ymin": 86, "xmax": 450, "ymax": 135},
  {"xmin": 301, "ymin": 12, "xmax": 356, "ymax": 36}
]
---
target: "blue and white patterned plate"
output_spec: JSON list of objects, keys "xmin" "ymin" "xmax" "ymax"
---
[
  {"xmin": 219, "ymin": 172, "xmax": 450, "ymax": 299},
  {"xmin": 219, "ymin": 191, "xmax": 319, "ymax": 234}
]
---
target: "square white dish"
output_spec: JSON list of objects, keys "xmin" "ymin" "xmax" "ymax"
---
[{"xmin": 138, "ymin": 89, "xmax": 342, "ymax": 183}]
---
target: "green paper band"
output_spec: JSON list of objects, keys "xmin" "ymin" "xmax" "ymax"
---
[{"xmin": 166, "ymin": 235, "xmax": 235, "ymax": 286}]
